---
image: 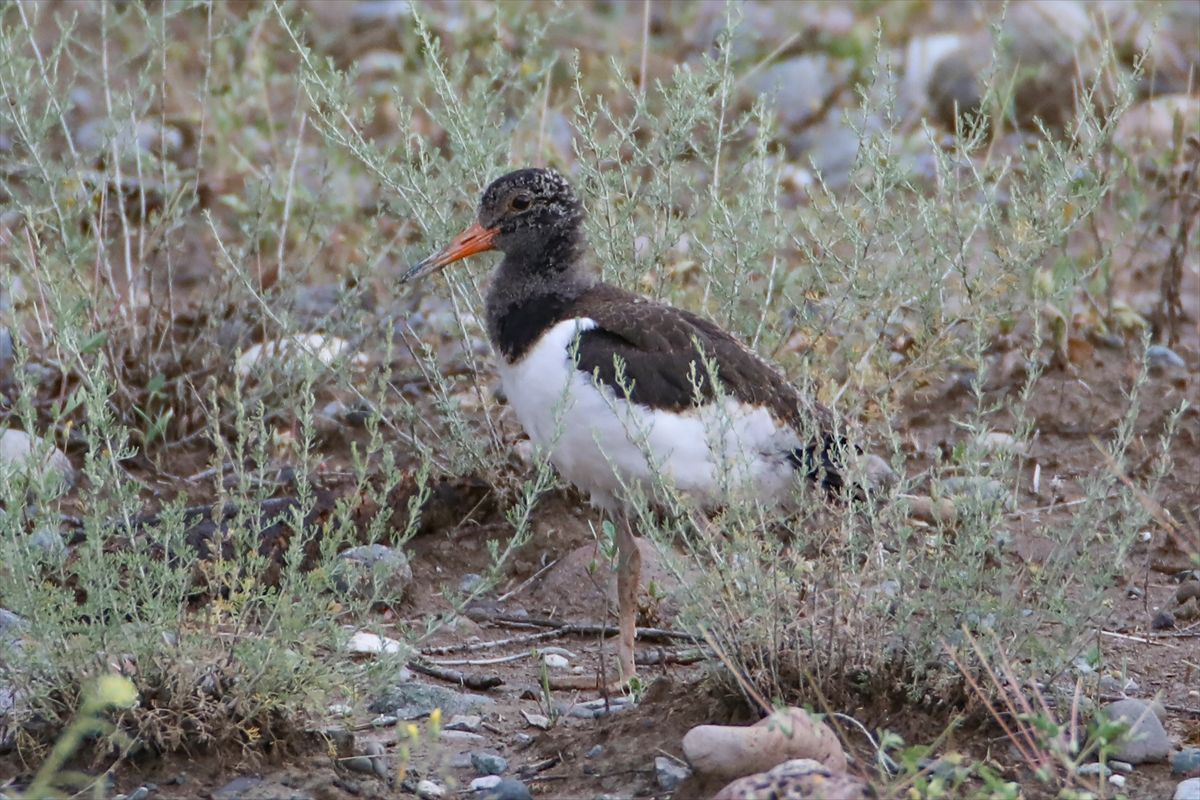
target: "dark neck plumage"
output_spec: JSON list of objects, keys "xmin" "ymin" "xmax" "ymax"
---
[{"xmin": 485, "ymin": 228, "xmax": 594, "ymax": 362}]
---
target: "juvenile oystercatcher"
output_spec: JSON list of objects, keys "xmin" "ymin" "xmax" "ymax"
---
[{"xmin": 402, "ymin": 168, "xmax": 845, "ymax": 688}]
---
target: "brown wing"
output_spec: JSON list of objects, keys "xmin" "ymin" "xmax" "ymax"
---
[{"xmin": 573, "ymin": 284, "xmax": 845, "ymax": 490}]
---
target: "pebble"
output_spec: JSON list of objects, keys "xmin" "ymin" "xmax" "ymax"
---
[
  {"xmin": 334, "ymin": 544, "xmax": 412, "ymax": 602},
  {"xmin": 416, "ymin": 779, "xmax": 446, "ymax": 800},
  {"xmin": 586, "ymin": 744, "xmax": 604, "ymax": 759},
  {"xmin": 1098, "ymin": 675, "xmax": 1138, "ymax": 695},
  {"xmin": 655, "ymin": 756, "xmax": 691, "ymax": 790},
  {"xmin": 1077, "ymin": 762, "xmax": 1111, "ymax": 778},
  {"xmin": 520, "ymin": 710, "xmax": 550, "ymax": 730},
  {"xmin": 1109, "ymin": 760, "xmax": 1134, "ymax": 773},
  {"xmin": 975, "ymin": 432, "xmax": 1027, "ymax": 457},
  {"xmin": 1110, "ymin": 774, "xmax": 1126, "ymax": 788},
  {"xmin": 744, "ymin": 55, "xmax": 851, "ymax": 130},
  {"xmin": 1101, "ymin": 699, "xmax": 1172, "ymax": 764},
  {"xmin": 1147, "ymin": 345, "xmax": 1187, "ymax": 374},
  {"xmin": 1173, "ymin": 748, "xmax": 1200, "ymax": 776},
  {"xmin": 542, "ymin": 653, "xmax": 569, "ymax": 669},
  {"xmin": 0, "ymin": 429, "xmax": 75, "ymax": 491},
  {"xmin": 938, "ymin": 476, "xmax": 1015, "ymax": 511},
  {"xmin": 212, "ymin": 777, "xmax": 263, "ymax": 800},
  {"xmin": 471, "ymin": 776, "xmax": 502, "ymax": 792},
  {"xmin": 475, "ymin": 778, "xmax": 531, "ymax": 800},
  {"xmin": 1176, "ymin": 777, "xmax": 1200, "ymax": 800},
  {"xmin": 347, "ymin": 630, "xmax": 404, "ymax": 655},
  {"xmin": 459, "ymin": 573, "xmax": 485, "ymax": 594},
  {"xmin": 234, "ymin": 334, "xmax": 367, "ymax": 378},
  {"xmin": 0, "ymin": 327, "xmax": 12, "ymax": 370},
  {"xmin": 446, "ymin": 714, "xmax": 482, "ymax": 732},
  {"xmin": 471, "ymin": 751, "xmax": 508, "ymax": 776}
]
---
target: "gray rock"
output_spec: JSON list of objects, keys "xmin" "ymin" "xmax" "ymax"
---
[
  {"xmin": 212, "ymin": 777, "xmax": 263, "ymax": 800},
  {"xmin": 1176, "ymin": 777, "xmax": 1200, "ymax": 800},
  {"xmin": 745, "ymin": 56, "xmax": 851, "ymax": 130},
  {"xmin": 471, "ymin": 751, "xmax": 508, "ymax": 776},
  {"xmin": 1109, "ymin": 760, "xmax": 1134, "ymax": 773},
  {"xmin": 445, "ymin": 714, "xmax": 482, "ymax": 732},
  {"xmin": 0, "ymin": 429, "xmax": 75, "ymax": 491},
  {"xmin": 1173, "ymin": 748, "xmax": 1200, "ymax": 776},
  {"xmin": 352, "ymin": 0, "xmax": 412, "ymax": 26},
  {"xmin": 28, "ymin": 528, "xmax": 68, "ymax": 564},
  {"xmin": 939, "ymin": 476, "xmax": 1015, "ymax": 512},
  {"xmin": 367, "ymin": 681, "xmax": 494, "ymax": 719},
  {"xmin": 0, "ymin": 608, "xmax": 28, "ymax": 639},
  {"xmin": 0, "ymin": 327, "xmax": 12, "ymax": 371},
  {"xmin": 1102, "ymin": 699, "xmax": 1172, "ymax": 764},
  {"xmin": 655, "ymin": 756, "xmax": 691, "ymax": 790},
  {"xmin": 416, "ymin": 779, "xmax": 445, "ymax": 800},
  {"xmin": 459, "ymin": 573, "xmax": 485, "ymax": 594},
  {"xmin": 1077, "ymin": 762, "xmax": 1111, "ymax": 778},
  {"xmin": 471, "ymin": 776, "xmax": 502, "ymax": 792},
  {"xmin": 1147, "ymin": 345, "xmax": 1187, "ymax": 373},
  {"xmin": 475, "ymin": 778, "xmax": 531, "ymax": 800},
  {"xmin": 333, "ymin": 544, "xmax": 412, "ymax": 602},
  {"xmin": 586, "ymin": 744, "xmax": 604, "ymax": 759}
]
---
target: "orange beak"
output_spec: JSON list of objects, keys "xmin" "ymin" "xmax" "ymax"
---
[{"xmin": 400, "ymin": 221, "xmax": 498, "ymax": 283}]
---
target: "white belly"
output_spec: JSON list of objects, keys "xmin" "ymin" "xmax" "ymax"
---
[{"xmin": 496, "ymin": 318, "xmax": 800, "ymax": 511}]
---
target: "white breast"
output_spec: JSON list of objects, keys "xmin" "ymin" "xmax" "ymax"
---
[{"xmin": 496, "ymin": 318, "xmax": 801, "ymax": 511}]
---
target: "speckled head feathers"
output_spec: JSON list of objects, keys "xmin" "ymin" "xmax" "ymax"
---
[{"xmin": 477, "ymin": 167, "xmax": 583, "ymax": 236}]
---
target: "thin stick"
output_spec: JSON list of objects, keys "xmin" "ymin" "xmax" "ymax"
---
[{"xmin": 496, "ymin": 557, "xmax": 559, "ymax": 602}]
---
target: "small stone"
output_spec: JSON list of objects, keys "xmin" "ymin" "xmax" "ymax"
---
[
  {"xmin": 586, "ymin": 745, "xmax": 604, "ymax": 759},
  {"xmin": 212, "ymin": 777, "xmax": 263, "ymax": 800},
  {"xmin": 0, "ymin": 328, "xmax": 12, "ymax": 370},
  {"xmin": 939, "ymin": 476, "xmax": 1015, "ymax": 511},
  {"xmin": 1109, "ymin": 774, "xmax": 1126, "ymax": 788},
  {"xmin": 0, "ymin": 429, "xmax": 75, "ymax": 491},
  {"xmin": 1098, "ymin": 675, "xmax": 1138, "ymax": 695},
  {"xmin": 347, "ymin": 631, "xmax": 405, "ymax": 655},
  {"xmin": 476, "ymin": 778, "xmax": 531, "ymax": 800},
  {"xmin": 344, "ymin": 755, "xmax": 378, "ymax": 775},
  {"xmin": 445, "ymin": 714, "xmax": 482, "ymax": 732},
  {"xmin": 470, "ymin": 751, "xmax": 508, "ymax": 776},
  {"xmin": 975, "ymin": 431, "xmax": 1027, "ymax": 456},
  {"xmin": 542, "ymin": 653, "xmax": 569, "ymax": 669},
  {"xmin": 459, "ymin": 573, "xmax": 485, "ymax": 594},
  {"xmin": 655, "ymin": 756, "xmax": 691, "ymax": 790},
  {"xmin": 470, "ymin": 776, "xmax": 502, "ymax": 792},
  {"xmin": 1109, "ymin": 760, "xmax": 1134, "ymax": 773},
  {"xmin": 416, "ymin": 779, "xmax": 446, "ymax": 800},
  {"xmin": 1101, "ymin": 699, "xmax": 1172, "ymax": 764},
  {"xmin": 1172, "ymin": 748, "xmax": 1200, "ymax": 776},
  {"xmin": 1176, "ymin": 777, "xmax": 1200, "ymax": 800},
  {"xmin": 1146, "ymin": 345, "xmax": 1187, "ymax": 373},
  {"xmin": 520, "ymin": 710, "xmax": 550, "ymax": 730},
  {"xmin": 1077, "ymin": 762, "xmax": 1111, "ymax": 778},
  {"xmin": 125, "ymin": 789, "xmax": 151, "ymax": 800}
]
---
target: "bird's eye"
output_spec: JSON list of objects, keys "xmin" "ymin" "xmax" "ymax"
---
[{"xmin": 511, "ymin": 193, "xmax": 532, "ymax": 211}]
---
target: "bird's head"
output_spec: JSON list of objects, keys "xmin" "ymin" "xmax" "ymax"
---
[{"xmin": 401, "ymin": 167, "xmax": 584, "ymax": 283}]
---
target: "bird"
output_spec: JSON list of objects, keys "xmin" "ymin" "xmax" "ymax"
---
[
  {"xmin": 401, "ymin": 167, "xmax": 846, "ymax": 689},
  {"xmin": 712, "ymin": 758, "xmax": 876, "ymax": 800}
]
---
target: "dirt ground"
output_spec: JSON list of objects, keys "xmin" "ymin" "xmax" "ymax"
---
[{"xmin": 61, "ymin": 318, "xmax": 1190, "ymax": 800}]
